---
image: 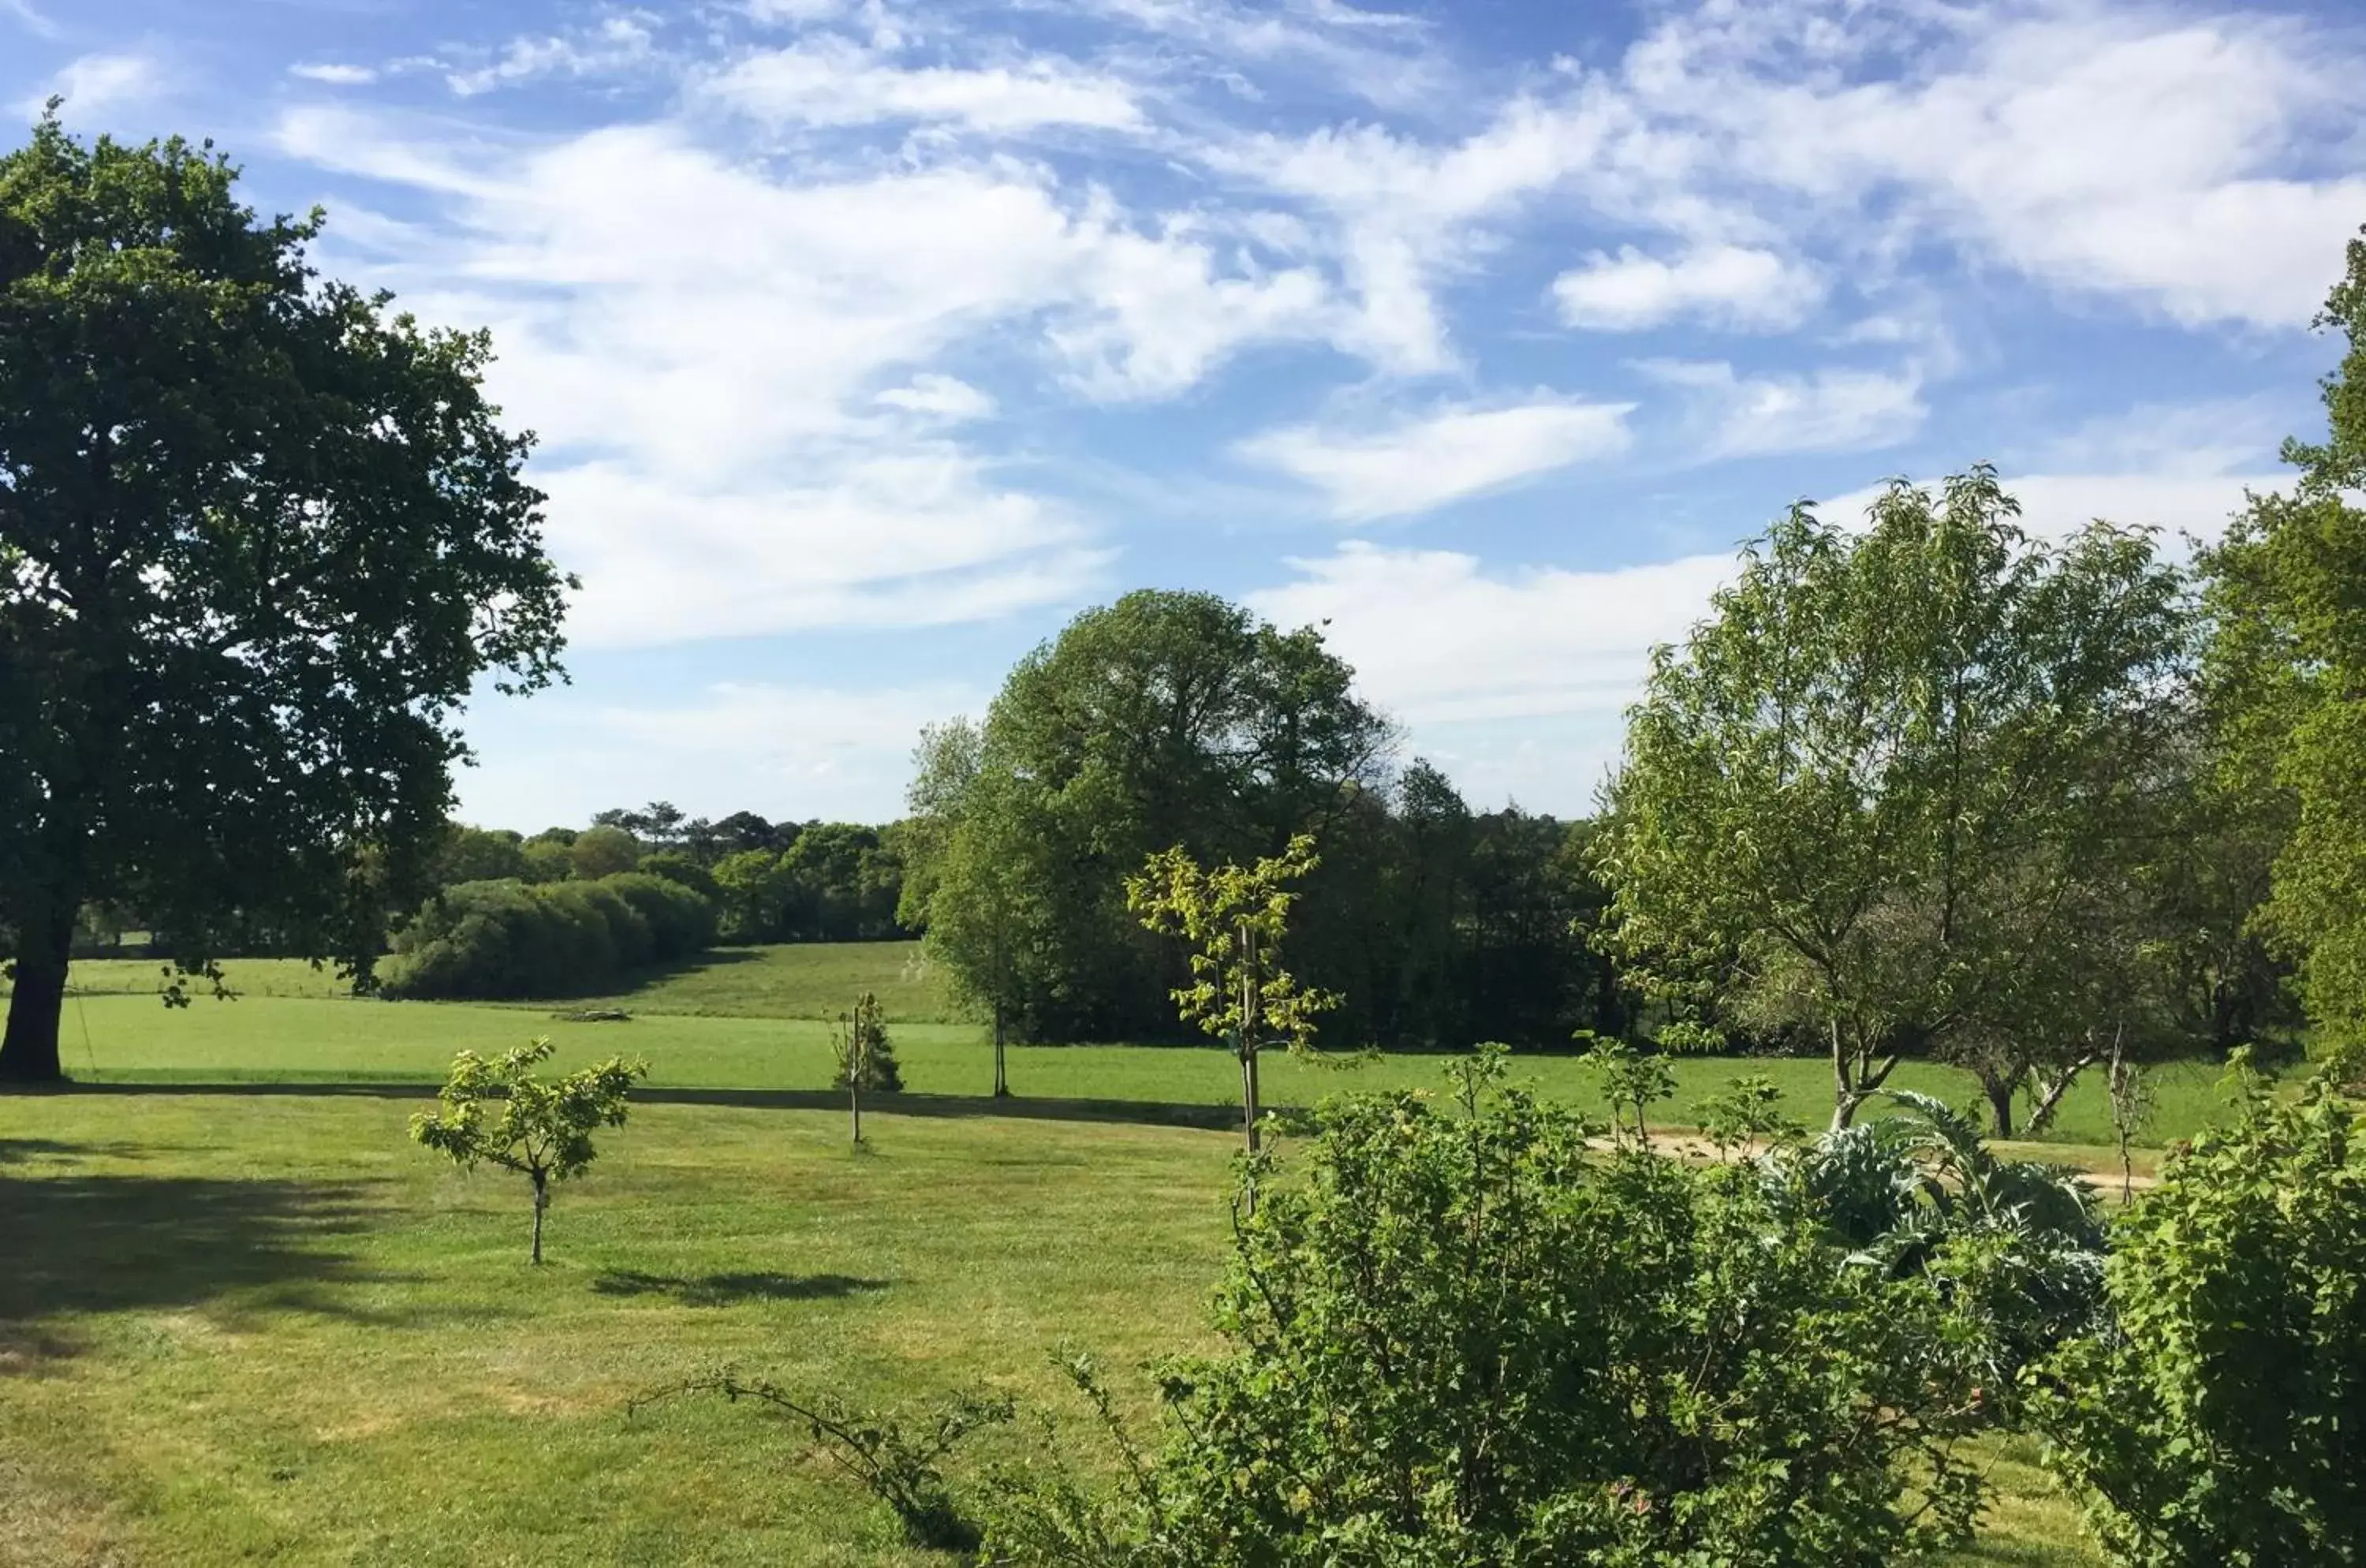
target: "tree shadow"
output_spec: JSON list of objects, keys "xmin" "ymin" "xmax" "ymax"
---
[
  {"xmin": 590, "ymin": 1269, "xmax": 889, "ymax": 1307},
  {"xmin": 0, "ymin": 1137, "xmax": 151, "ymax": 1167},
  {"xmin": 0, "ymin": 1160, "xmax": 398, "ymax": 1370}
]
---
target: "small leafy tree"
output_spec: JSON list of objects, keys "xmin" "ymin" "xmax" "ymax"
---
[
  {"xmin": 410, "ymin": 1038, "xmax": 645, "ymax": 1264},
  {"xmin": 833, "ymin": 991, "xmax": 900, "ymax": 1145},
  {"xmin": 2032, "ymin": 1059, "xmax": 2366, "ymax": 1566},
  {"xmin": 1127, "ymin": 834, "xmax": 1337, "ymax": 1163},
  {"xmin": 1579, "ymin": 1032, "xmax": 1674, "ymax": 1147},
  {"xmin": 1692, "ymin": 1073, "xmax": 1804, "ymax": 1159}
]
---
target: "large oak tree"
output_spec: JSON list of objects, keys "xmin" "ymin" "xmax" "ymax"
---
[{"xmin": 0, "ymin": 117, "xmax": 568, "ymax": 1081}]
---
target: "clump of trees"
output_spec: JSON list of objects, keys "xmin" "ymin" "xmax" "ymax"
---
[
  {"xmin": 410, "ymin": 1038, "xmax": 646, "ymax": 1264},
  {"xmin": 424, "ymin": 810, "xmax": 909, "ymax": 945},
  {"xmin": 0, "ymin": 115, "xmax": 569, "ymax": 1081},
  {"xmin": 380, "ymin": 873, "xmax": 715, "ymax": 999},
  {"xmin": 901, "ymin": 593, "xmax": 1625, "ymax": 1053},
  {"xmin": 1592, "ymin": 467, "xmax": 2269, "ymax": 1131}
]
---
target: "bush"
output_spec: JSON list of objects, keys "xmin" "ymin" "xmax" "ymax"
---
[
  {"xmin": 382, "ymin": 874, "xmax": 717, "ymax": 999},
  {"xmin": 2032, "ymin": 1060, "xmax": 2366, "ymax": 1566},
  {"xmin": 1770, "ymin": 1091, "xmax": 2107, "ymax": 1397},
  {"xmin": 603, "ymin": 872, "xmax": 718, "ymax": 959},
  {"xmin": 982, "ymin": 1056, "xmax": 1987, "ymax": 1566},
  {"xmin": 636, "ymin": 851, "xmax": 720, "ymax": 905}
]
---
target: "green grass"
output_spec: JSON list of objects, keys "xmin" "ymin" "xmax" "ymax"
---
[
  {"xmin": 36, "ymin": 942, "xmax": 957, "ymax": 1022},
  {"xmin": 19, "ymin": 942, "xmax": 2242, "ymax": 1156},
  {"xmin": 0, "ymin": 1092, "xmax": 2105, "ymax": 1566},
  {"xmin": 35, "ymin": 990, "xmax": 2228, "ymax": 1162}
]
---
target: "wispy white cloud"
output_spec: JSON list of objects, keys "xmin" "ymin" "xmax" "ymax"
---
[
  {"xmin": 877, "ymin": 372, "xmax": 997, "ymax": 421},
  {"xmin": 289, "ymin": 63, "xmax": 379, "ymax": 86},
  {"xmin": 443, "ymin": 17, "xmax": 660, "ymax": 97},
  {"xmin": 1554, "ymin": 244, "xmax": 1821, "ymax": 333},
  {"xmin": 1639, "ymin": 358, "xmax": 1927, "ymax": 459},
  {"xmin": 1239, "ymin": 396, "xmax": 1634, "ymax": 521},
  {"xmin": 20, "ymin": 53, "xmax": 162, "ymax": 119},
  {"xmin": 711, "ymin": 37, "xmax": 1144, "ymax": 133},
  {"xmin": 461, "ymin": 679, "xmax": 988, "ymax": 827},
  {"xmin": 2, "ymin": 0, "xmax": 58, "ymax": 40}
]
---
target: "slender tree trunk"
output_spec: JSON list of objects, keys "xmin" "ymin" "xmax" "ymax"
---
[
  {"xmin": 0, "ymin": 891, "xmax": 78, "ymax": 1084},
  {"xmin": 1829, "ymin": 1018, "xmax": 1860, "ymax": 1129},
  {"xmin": 531, "ymin": 1170, "xmax": 548, "ymax": 1265},
  {"xmin": 1980, "ymin": 1068, "xmax": 2018, "ymax": 1140},
  {"xmin": 991, "ymin": 999, "xmax": 1008, "ymax": 1098},
  {"xmin": 850, "ymin": 1080, "xmax": 862, "ymax": 1145}
]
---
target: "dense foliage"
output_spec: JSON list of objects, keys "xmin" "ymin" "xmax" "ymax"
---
[
  {"xmin": 380, "ymin": 874, "xmax": 716, "ymax": 999},
  {"xmin": 982, "ymin": 1059, "xmax": 1989, "ymax": 1566},
  {"xmin": 902, "ymin": 595, "xmax": 1623, "ymax": 1049},
  {"xmin": 411, "ymin": 1037, "xmax": 645, "ymax": 1264},
  {"xmin": 1595, "ymin": 468, "xmax": 2199, "ymax": 1127},
  {"xmin": 2032, "ymin": 1057, "xmax": 2366, "ymax": 1566},
  {"xmin": 2204, "ymin": 226, "xmax": 2366, "ymax": 1047},
  {"xmin": 0, "ymin": 116, "xmax": 568, "ymax": 1079}
]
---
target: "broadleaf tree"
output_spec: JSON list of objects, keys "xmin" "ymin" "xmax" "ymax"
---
[
  {"xmin": 410, "ymin": 1038, "xmax": 645, "ymax": 1264},
  {"xmin": 2203, "ymin": 224, "xmax": 2366, "ymax": 1046},
  {"xmin": 1595, "ymin": 468, "xmax": 2192, "ymax": 1127},
  {"xmin": 1127, "ymin": 833, "xmax": 1337, "ymax": 1161},
  {"xmin": 0, "ymin": 115, "xmax": 569, "ymax": 1081}
]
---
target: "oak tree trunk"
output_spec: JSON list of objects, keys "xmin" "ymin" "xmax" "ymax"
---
[{"xmin": 0, "ymin": 890, "xmax": 77, "ymax": 1083}]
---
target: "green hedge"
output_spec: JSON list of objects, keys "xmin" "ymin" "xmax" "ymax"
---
[{"xmin": 381, "ymin": 874, "xmax": 717, "ymax": 999}]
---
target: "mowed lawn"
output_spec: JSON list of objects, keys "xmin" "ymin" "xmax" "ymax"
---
[
  {"xmin": 0, "ymin": 1093, "xmax": 2103, "ymax": 1566},
  {"xmin": 17, "ymin": 941, "xmax": 2237, "ymax": 1159}
]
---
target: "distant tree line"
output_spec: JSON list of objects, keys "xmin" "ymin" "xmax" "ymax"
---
[{"xmin": 422, "ymin": 809, "xmax": 909, "ymax": 947}]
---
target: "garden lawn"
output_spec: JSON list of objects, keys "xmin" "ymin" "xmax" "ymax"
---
[
  {"xmin": 0, "ymin": 1092, "xmax": 2103, "ymax": 1566},
  {"xmin": 31, "ymin": 985, "xmax": 2227, "ymax": 1163}
]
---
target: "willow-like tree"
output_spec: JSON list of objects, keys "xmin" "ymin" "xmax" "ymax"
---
[
  {"xmin": 1595, "ymin": 469, "xmax": 2189, "ymax": 1128},
  {"xmin": 1128, "ymin": 834, "xmax": 1337, "ymax": 1159},
  {"xmin": 0, "ymin": 115, "xmax": 569, "ymax": 1081}
]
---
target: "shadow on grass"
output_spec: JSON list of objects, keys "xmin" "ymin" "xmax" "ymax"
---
[
  {"xmin": 591, "ymin": 1269, "xmax": 889, "ymax": 1307},
  {"xmin": 0, "ymin": 1152, "xmax": 401, "ymax": 1368}
]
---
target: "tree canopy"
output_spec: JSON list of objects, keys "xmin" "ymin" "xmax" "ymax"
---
[
  {"xmin": 1595, "ymin": 468, "xmax": 2192, "ymax": 1126},
  {"xmin": 0, "ymin": 115, "xmax": 568, "ymax": 1079},
  {"xmin": 2204, "ymin": 225, "xmax": 2366, "ymax": 1046}
]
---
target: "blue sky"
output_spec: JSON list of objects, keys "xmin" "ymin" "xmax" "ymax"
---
[{"xmin": 9, "ymin": 0, "xmax": 2364, "ymax": 829}]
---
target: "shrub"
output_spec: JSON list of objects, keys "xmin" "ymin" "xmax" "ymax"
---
[
  {"xmin": 2032, "ymin": 1060, "xmax": 2366, "ymax": 1566},
  {"xmin": 603, "ymin": 872, "xmax": 718, "ymax": 959},
  {"xmin": 982, "ymin": 1055, "xmax": 1987, "ymax": 1566},
  {"xmin": 1770, "ymin": 1091, "xmax": 2107, "ymax": 1398},
  {"xmin": 382, "ymin": 874, "xmax": 717, "ymax": 999},
  {"xmin": 636, "ymin": 851, "xmax": 720, "ymax": 905}
]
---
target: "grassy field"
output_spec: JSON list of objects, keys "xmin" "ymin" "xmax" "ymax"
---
[
  {"xmin": 39, "ymin": 942, "xmax": 960, "ymax": 1022},
  {"xmin": 13, "ymin": 942, "xmax": 2247, "ymax": 1156},
  {"xmin": 0, "ymin": 1092, "xmax": 2105, "ymax": 1566},
  {"xmin": 21, "ymin": 984, "xmax": 2237, "ymax": 1165}
]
